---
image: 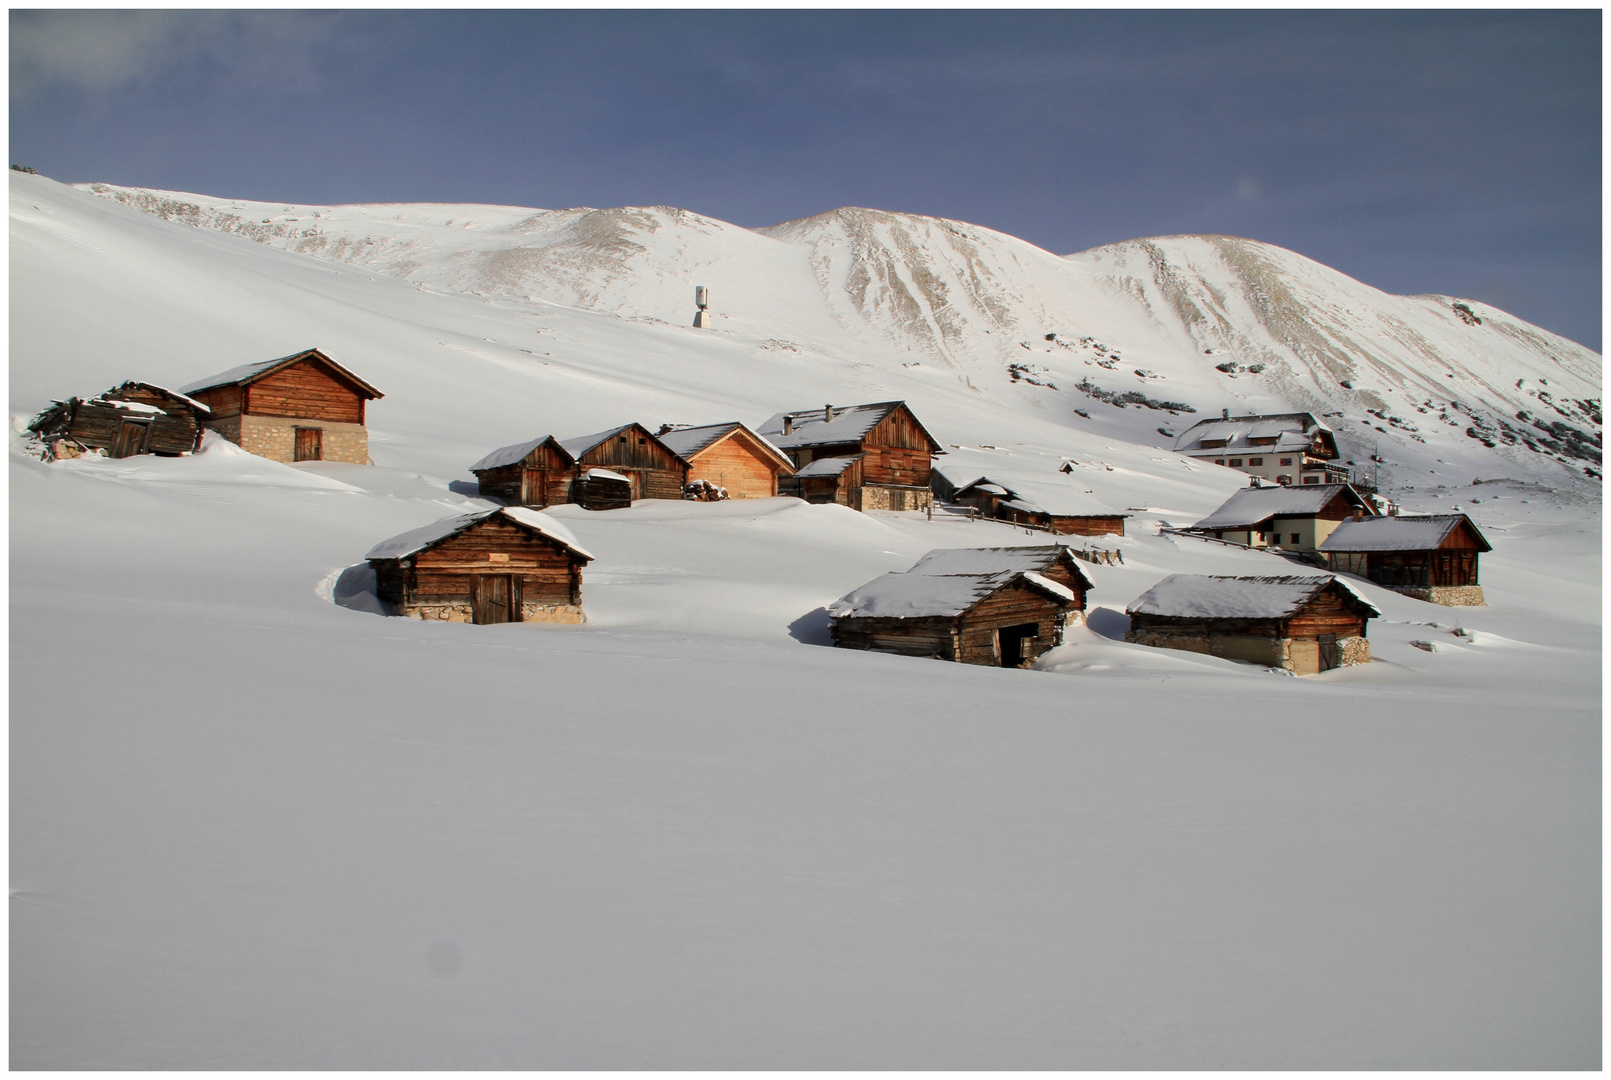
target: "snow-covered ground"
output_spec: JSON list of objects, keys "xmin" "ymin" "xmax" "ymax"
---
[{"xmin": 10, "ymin": 173, "xmax": 1600, "ymax": 1068}]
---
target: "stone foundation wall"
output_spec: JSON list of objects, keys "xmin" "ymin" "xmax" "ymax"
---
[
  {"xmin": 1336, "ymin": 636, "xmax": 1371, "ymax": 666},
  {"xmin": 207, "ymin": 415, "xmax": 370, "ymax": 464},
  {"xmin": 521, "ymin": 603, "xmax": 585, "ymax": 624},
  {"xmin": 405, "ymin": 602, "xmax": 473, "ymax": 623},
  {"xmin": 856, "ymin": 484, "xmax": 934, "ymax": 512},
  {"xmin": 1398, "ymin": 585, "xmax": 1486, "ymax": 607}
]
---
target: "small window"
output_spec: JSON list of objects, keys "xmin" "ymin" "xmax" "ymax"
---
[
  {"xmin": 1277, "ymin": 475, "xmax": 1291, "ymax": 485},
  {"xmin": 1303, "ymin": 475, "xmax": 1319, "ymax": 484},
  {"xmin": 1248, "ymin": 456, "xmax": 1263, "ymax": 466},
  {"xmin": 1215, "ymin": 459, "xmax": 1226, "ymax": 465},
  {"xmin": 1291, "ymin": 533, "xmax": 1300, "ymax": 544},
  {"xmin": 1280, "ymin": 457, "xmax": 1293, "ymax": 466},
  {"xmin": 1229, "ymin": 458, "xmax": 1243, "ymax": 467},
  {"xmin": 639, "ymin": 437, "xmax": 647, "ymax": 446},
  {"xmin": 618, "ymin": 436, "xmax": 627, "ymax": 444}
]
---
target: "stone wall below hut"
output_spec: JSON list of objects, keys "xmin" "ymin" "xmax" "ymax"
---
[
  {"xmin": 207, "ymin": 414, "xmax": 370, "ymax": 465},
  {"xmin": 1398, "ymin": 585, "xmax": 1486, "ymax": 607}
]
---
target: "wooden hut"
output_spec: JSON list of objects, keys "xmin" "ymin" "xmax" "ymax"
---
[
  {"xmin": 758, "ymin": 400, "xmax": 943, "ymax": 511},
  {"xmin": 180, "ymin": 348, "xmax": 383, "ymax": 465},
  {"xmin": 1125, "ymin": 573, "xmax": 1378, "ymax": 674},
  {"xmin": 1189, "ymin": 482, "xmax": 1373, "ymax": 552},
  {"xmin": 470, "ymin": 435, "xmax": 577, "ymax": 507},
  {"xmin": 829, "ymin": 545, "xmax": 1094, "ymax": 667},
  {"xmin": 656, "ymin": 422, "xmax": 795, "ymax": 498},
  {"xmin": 1319, "ymin": 512, "xmax": 1491, "ymax": 606},
  {"xmin": 952, "ymin": 475, "xmax": 1130, "ymax": 536},
  {"xmin": 366, "ymin": 507, "xmax": 593, "ymax": 624},
  {"xmin": 28, "ymin": 381, "xmax": 209, "ymax": 459},
  {"xmin": 558, "ymin": 423, "xmax": 688, "ymax": 501}
]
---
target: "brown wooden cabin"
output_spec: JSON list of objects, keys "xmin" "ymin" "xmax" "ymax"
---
[
  {"xmin": 1190, "ymin": 482, "xmax": 1372, "ymax": 552},
  {"xmin": 558, "ymin": 423, "xmax": 688, "ymax": 501},
  {"xmin": 952, "ymin": 476, "xmax": 1130, "ymax": 537},
  {"xmin": 470, "ymin": 435, "xmax": 577, "ymax": 507},
  {"xmin": 572, "ymin": 469, "xmax": 632, "ymax": 511},
  {"xmin": 1125, "ymin": 573, "xmax": 1379, "ymax": 675},
  {"xmin": 1319, "ymin": 512, "xmax": 1491, "ymax": 606},
  {"xmin": 829, "ymin": 545, "xmax": 1094, "ymax": 667},
  {"xmin": 656, "ymin": 422, "xmax": 795, "ymax": 498},
  {"xmin": 28, "ymin": 381, "xmax": 209, "ymax": 459},
  {"xmin": 758, "ymin": 400, "xmax": 942, "ymax": 511},
  {"xmin": 366, "ymin": 506, "xmax": 593, "ymax": 624},
  {"xmin": 180, "ymin": 348, "xmax": 383, "ymax": 465}
]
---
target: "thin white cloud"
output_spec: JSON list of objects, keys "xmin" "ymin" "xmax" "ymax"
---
[{"xmin": 10, "ymin": 10, "xmax": 340, "ymax": 101}]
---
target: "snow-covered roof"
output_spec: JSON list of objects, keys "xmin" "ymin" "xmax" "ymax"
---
[
  {"xmin": 469, "ymin": 435, "xmax": 572, "ymax": 472},
  {"xmin": 1127, "ymin": 574, "xmax": 1380, "ymax": 620},
  {"xmin": 1319, "ymin": 513, "xmax": 1491, "ymax": 553},
  {"xmin": 655, "ymin": 422, "xmax": 793, "ymax": 471},
  {"xmin": 1172, "ymin": 412, "xmax": 1331, "ymax": 456},
  {"xmin": 829, "ymin": 544, "xmax": 1094, "ymax": 619},
  {"xmin": 581, "ymin": 467, "xmax": 630, "ymax": 484},
  {"xmin": 108, "ymin": 382, "xmax": 211, "ymax": 414},
  {"xmin": 1193, "ymin": 483, "xmax": 1363, "ymax": 529},
  {"xmin": 793, "ymin": 454, "xmax": 863, "ymax": 478},
  {"xmin": 180, "ymin": 348, "xmax": 383, "ymax": 398},
  {"xmin": 103, "ymin": 399, "xmax": 166, "ymax": 414},
  {"xmin": 365, "ymin": 507, "xmax": 593, "ymax": 562},
  {"xmin": 557, "ymin": 424, "xmax": 634, "ymax": 460},
  {"xmin": 906, "ymin": 544, "xmax": 1095, "ymax": 590},
  {"xmin": 957, "ymin": 475, "xmax": 1128, "ymax": 518},
  {"xmin": 757, "ymin": 400, "xmax": 940, "ymax": 452}
]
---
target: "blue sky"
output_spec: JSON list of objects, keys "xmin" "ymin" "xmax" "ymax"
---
[{"xmin": 11, "ymin": 9, "xmax": 1602, "ymax": 349}]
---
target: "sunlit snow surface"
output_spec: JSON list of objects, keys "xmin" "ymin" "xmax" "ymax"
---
[{"xmin": 10, "ymin": 174, "xmax": 1600, "ymax": 1068}]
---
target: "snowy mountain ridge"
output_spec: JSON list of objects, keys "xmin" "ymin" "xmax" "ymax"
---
[{"xmin": 79, "ymin": 181, "xmax": 1602, "ymax": 495}]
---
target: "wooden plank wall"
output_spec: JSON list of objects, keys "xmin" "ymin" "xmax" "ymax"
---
[
  {"xmin": 192, "ymin": 385, "xmax": 243, "ymax": 418},
  {"xmin": 1283, "ymin": 591, "xmax": 1369, "ymax": 638},
  {"xmin": 403, "ymin": 519, "xmax": 582, "ymax": 605},
  {"xmin": 861, "ymin": 406, "xmax": 935, "ymax": 487},
  {"xmin": 245, "ymin": 361, "xmax": 366, "ymax": 423},
  {"xmin": 954, "ymin": 581, "xmax": 1067, "ymax": 665},
  {"xmin": 686, "ymin": 435, "xmax": 778, "ymax": 498},
  {"xmin": 578, "ymin": 426, "xmax": 685, "ymax": 499},
  {"xmin": 832, "ymin": 614, "xmax": 958, "ymax": 659}
]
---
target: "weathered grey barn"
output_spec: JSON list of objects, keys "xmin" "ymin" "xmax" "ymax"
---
[
  {"xmin": 829, "ymin": 545, "xmax": 1094, "ymax": 667},
  {"xmin": 1320, "ymin": 512, "xmax": 1491, "ymax": 606},
  {"xmin": 951, "ymin": 475, "xmax": 1130, "ymax": 536},
  {"xmin": 559, "ymin": 424, "xmax": 688, "ymax": 501},
  {"xmin": 1125, "ymin": 573, "xmax": 1378, "ymax": 674},
  {"xmin": 366, "ymin": 507, "xmax": 593, "ymax": 624},
  {"xmin": 29, "ymin": 381, "xmax": 210, "ymax": 459}
]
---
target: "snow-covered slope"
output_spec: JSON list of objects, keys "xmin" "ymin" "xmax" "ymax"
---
[
  {"xmin": 81, "ymin": 181, "xmax": 1603, "ymax": 494},
  {"xmin": 12, "ymin": 172, "xmax": 1599, "ymax": 1069}
]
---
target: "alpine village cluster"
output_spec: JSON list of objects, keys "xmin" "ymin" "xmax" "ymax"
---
[{"xmin": 31, "ymin": 337, "xmax": 1492, "ymax": 678}]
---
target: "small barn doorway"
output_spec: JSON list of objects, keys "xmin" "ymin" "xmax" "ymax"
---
[
  {"xmin": 111, "ymin": 420, "xmax": 150, "ymax": 458},
  {"xmin": 294, "ymin": 427, "xmax": 323, "ymax": 462},
  {"xmin": 997, "ymin": 623, "xmax": 1039, "ymax": 668},
  {"xmin": 471, "ymin": 575, "xmax": 520, "ymax": 624}
]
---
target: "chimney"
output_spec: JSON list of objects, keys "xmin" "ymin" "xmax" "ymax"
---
[
  {"xmin": 824, "ymin": 404, "xmax": 835, "ymax": 422},
  {"xmin": 1352, "ymin": 507, "xmax": 1364, "ymax": 522},
  {"xmin": 1222, "ymin": 408, "xmax": 1230, "ymax": 420},
  {"xmin": 782, "ymin": 415, "xmax": 793, "ymax": 436}
]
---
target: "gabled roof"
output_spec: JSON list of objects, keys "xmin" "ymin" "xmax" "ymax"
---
[
  {"xmin": 757, "ymin": 400, "xmax": 943, "ymax": 453},
  {"xmin": 1319, "ymin": 513, "xmax": 1492, "ymax": 553},
  {"xmin": 365, "ymin": 506, "xmax": 593, "ymax": 562},
  {"xmin": 829, "ymin": 544, "xmax": 1094, "ymax": 619},
  {"xmin": 181, "ymin": 348, "xmax": 383, "ymax": 399},
  {"xmin": 1193, "ymin": 483, "xmax": 1368, "ymax": 530},
  {"xmin": 1127, "ymin": 573, "xmax": 1380, "ymax": 620},
  {"xmin": 470, "ymin": 435, "xmax": 575, "ymax": 473},
  {"xmin": 559, "ymin": 422, "xmax": 688, "ymax": 465},
  {"xmin": 1172, "ymin": 411, "xmax": 1334, "ymax": 457},
  {"xmin": 106, "ymin": 381, "xmax": 211, "ymax": 414},
  {"xmin": 956, "ymin": 475, "xmax": 1129, "ymax": 519},
  {"xmin": 794, "ymin": 454, "xmax": 863, "ymax": 479},
  {"xmin": 656, "ymin": 422, "xmax": 795, "ymax": 473}
]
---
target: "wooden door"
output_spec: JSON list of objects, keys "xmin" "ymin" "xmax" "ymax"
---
[
  {"xmin": 293, "ymin": 427, "xmax": 323, "ymax": 462},
  {"xmin": 472, "ymin": 575, "xmax": 518, "ymax": 624},
  {"xmin": 111, "ymin": 420, "xmax": 149, "ymax": 458},
  {"xmin": 1289, "ymin": 639, "xmax": 1321, "ymax": 675},
  {"xmin": 521, "ymin": 469, "xmax": 544, "ymax": 506}
]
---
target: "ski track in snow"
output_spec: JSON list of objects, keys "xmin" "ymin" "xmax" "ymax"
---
[{"xmin": 9, "ymin": 173, "xmax": 1601, "ymax": 1069}]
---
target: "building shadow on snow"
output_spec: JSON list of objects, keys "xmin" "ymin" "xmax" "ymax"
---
[
  {"xmin": 1085, "ymin": 605, "xmax": 1131, "ymax": 639},
  {"xmin": 788, "ymin": 606, "xmax": 834, "ymax": 646},
  {"xmin": 447, "ymin": 480, "xmax": 482, "ymax": 498},
  {"xmin": 325, "ymin": 563, "xmax": 394, "ymax": 616}
]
